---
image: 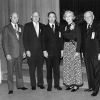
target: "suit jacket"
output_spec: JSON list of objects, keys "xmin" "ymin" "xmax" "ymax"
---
[
  {"xmin": 80, "ymin": 21, "xmax": 100, "ymax": 57},
  {"xmin": 43, "ymin": 23, "xmax": 62, "ymax": 57},
  {"xmin": 23, "ymin": 22, "xmax": 44, "ymax": 57},
  {"xmin": 2, "ymin": 23, "xmax": 24, "ymax": 58}
]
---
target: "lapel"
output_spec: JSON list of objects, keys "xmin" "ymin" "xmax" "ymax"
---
[
  {"xmin": 86, "ymin": 22, "xmax": 96, "ymax": 39},
  {"xmin": 17, "ymin": 24, "xmax": 22, "ymax": 40},
  {"xmin": 85, "ymin": 22, "xmax": 92, "ymax": 37},
  {"xmin": 39, "ymin": 23, "xmax": 42, "ymax": 36},
  {"xmin": 8, "ymin": 23, "xmax": 19, "ymax": 41}
]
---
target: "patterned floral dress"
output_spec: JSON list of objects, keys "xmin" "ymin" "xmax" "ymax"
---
[{"xmin": 62, "ymin": 25, "xmax": 83, "ymax": 87}]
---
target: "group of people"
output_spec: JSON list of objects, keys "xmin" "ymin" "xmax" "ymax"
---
[{"xmin": 2, "ymin": 10, "xmax": 100, "ymax": 97}]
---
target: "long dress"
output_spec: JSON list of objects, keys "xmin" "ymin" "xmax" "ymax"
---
[{"xmin": 62, "ymin": 24, "xmax": 83, "ymax": 87}]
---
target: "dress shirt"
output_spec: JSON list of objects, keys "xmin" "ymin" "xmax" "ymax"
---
[
  {"xmin": 33, "ymin": 21, "xmax": 39, "ymax": 37},
  {"xmin": 11, "ymin": 22, "xmax": 19, "ymax": 39}
]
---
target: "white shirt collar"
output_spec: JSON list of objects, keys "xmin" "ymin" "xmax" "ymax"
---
[
  {"xmin": 49, "ymin": 23, "xmax": 55, "ymax": 28},
  {"xmin": 87, "ymin": 23, "xmax": 92, "ymax": 26},
  {"xmin": 87, "ymin": 23, "xmax": 92, "ymax": 29},
  {"xmin": 11, "ymin": 22, "xmax": 18, "ymax": 29},
  {"xmin": 33, "ymin": 21, "xmax": 39, "ymax": 26}
]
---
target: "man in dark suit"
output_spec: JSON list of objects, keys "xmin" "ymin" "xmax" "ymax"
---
[
  {"xmin": 23, "ymin": 12, "xmax": 45, "ymax": 90},
  {"xmin": 43, "ymin": 12, "xmax": 62, "ymax": 91},
  {"xmin": 2, "ymin": 12, "xmax": 27, "ymax": 94},
  {"xmin": 81, "ymin": 11, "xmax": 100, "ymax": 96}
]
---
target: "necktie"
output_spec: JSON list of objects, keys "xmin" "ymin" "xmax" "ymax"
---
[
  {"xmin": 15, "ymin": 24, "xmax": 19, "ymax": 39},
  {"xmin": 88, "ymin": 24, "xmax": 91, "ymax": 29},
  {"xmin": 15, "ymin": 24, "xmax": 18, "ymax": 31},
  {"xmin": 52, "ymin": 24, "xmax": 55, "ymax": 32}
]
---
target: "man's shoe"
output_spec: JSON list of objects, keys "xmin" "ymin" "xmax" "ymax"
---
[
  {"xmin": 91, "ymin": 91, "xmax": 98, "ymax": 96},
  {"xmin": 37, "ymin": 85, "xmax": 45, "ymax": 89},
  {"xmin": 17, "ymin": 87, "xmax": 27, "ymax": 90},
  {"xmin": 31, "ymin": 86, "xmax": 36, "ymax": 90},
  {"xmin": 84, "ymin": 88, "xmax": 93, "ymax": 92},
  {"xmin": 54, "ymin": 86, "xmax": 62, "ymax": 90},
  {"xmin": 8, "ymin": 91, "xmax": 13, "ymax": 94},
  {"xmin": 47, "ymin": 87, "xmax": 52, "ymax": 91}
]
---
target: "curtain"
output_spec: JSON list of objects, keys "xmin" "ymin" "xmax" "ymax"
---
[{"xmin": 0, "ymin": 0, "xmax": 60, "ymax": 31}]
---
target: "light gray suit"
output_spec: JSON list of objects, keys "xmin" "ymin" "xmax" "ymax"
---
[{"xmin": 2, "ymin": 23, "xmax": 24, "ymax": 91}]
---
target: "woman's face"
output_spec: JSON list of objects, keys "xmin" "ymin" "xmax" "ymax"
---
[{"xmin": 65, "ymin": 12, "xmax": 74, "ymax": 24}]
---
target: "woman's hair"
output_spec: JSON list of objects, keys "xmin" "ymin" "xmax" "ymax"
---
[{"xmin": 63, "ymin": 10, "xmax": 75, "ymax": 20}]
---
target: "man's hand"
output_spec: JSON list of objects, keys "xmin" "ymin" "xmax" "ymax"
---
[
  {"xmin": 26, "ymin": 51, "xmax": 31, "ymax": 57},
  {"xmin": 6, "ymin": 54, "xmax": 12, "ymax": 61},
  {"xmin": 98, "ymin": 53, "xmax": 100, "ymax": 60},
  {"xmin": 70, "ymin": 23, "xmax": 75, "ymax": 30},
  {"xmin": 43, "ymin": 51, "xmax": 48, "ymax": 58}
]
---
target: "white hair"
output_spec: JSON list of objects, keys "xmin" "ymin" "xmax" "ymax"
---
[
  {"xmin": 84, "ymin": 11, "xmax": 94, "ymax": 19},
  {"xmin": 63, "ymin": 10, "xmax": 75, "ymax": 20}
]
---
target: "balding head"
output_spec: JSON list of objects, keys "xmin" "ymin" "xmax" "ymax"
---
[
  {"xmin": 10, "ymin": 12, "xmax": 19, "ymax": 24},
  {"xmin": 31, "ymin": 11, "xmax": 40, "ymax": 23}
]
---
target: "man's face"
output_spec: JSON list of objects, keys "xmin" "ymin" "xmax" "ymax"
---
[
  {"xmin": 48, "ymin": 13, "xmax": 56, "ymax": 24},
  {"xmin": 84, "ymin": 12, "xmax": 94, "ymax": 24},
  {"xmin": 32, "ymin": 12, "xmax": 39, "ymax": 23},
  {"xmin": 11, "ymin": 13, "xmax": 19, "ymax": 24}
]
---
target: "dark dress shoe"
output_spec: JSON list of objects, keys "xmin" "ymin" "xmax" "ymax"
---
[
  {"xmin": 54, "ymin": 86, "xmax": 62, "ymax": 90},
  {"xmin": 8, "ymin": 91, "xmax": 13, "ymax": 94},
  {"xmin": 84, "ymin": 88, "xmax": 93, "ymax": 92},
  {"xmin": 37, "ymin": 85, "xmax": 45, "ymax": 89},
  {"xmin": 47, "ymin": 87, "xmax": 52, "ymax": 91},
  {"xmin": 31, "ymin": 87, "xmax": 36, "ymax": 90},
  {"xmin": 71, "ymin": 87, "xmax": 79, "ymax": 92},
  {"xmin": 17, "ymin": 87, "xmax": 27, "ymax": 90},
  {"xmin": 91, "ymin": 91, "xmax": 99, "ymax": 96},
  {"xmin": 66, "ymin": 87, "xmax": 73, "ymax": 90}
]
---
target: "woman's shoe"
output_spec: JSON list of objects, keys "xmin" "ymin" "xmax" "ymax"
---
[
  {"xmin": 71, "ymin": 86, "xmax": 79, "ymax": 92},
  {"xmin": 66, "ymin": 86, "xmax": 73, "ymax": 90}
]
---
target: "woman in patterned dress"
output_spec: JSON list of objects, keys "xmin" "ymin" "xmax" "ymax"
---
[{"xmin": 62, "ymin": 10, "xmax": 83, "ymax": 92}]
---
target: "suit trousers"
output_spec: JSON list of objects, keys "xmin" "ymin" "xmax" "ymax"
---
[
  {"xmin": 7, "ymin": 57, "xmax": 24, "ymax": 91},
  {"xmin": 84, "ymin": 52, "xmax": 100, "ymax": 91},
  {"xmin": 27, "ymin": 55, "xmax": 44, "ymax": 87},
  {"xmin": 45, "ymin": 55, "xmax": 60, "ymax": 88}
]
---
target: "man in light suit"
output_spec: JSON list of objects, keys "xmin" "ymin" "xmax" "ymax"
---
[
  {"xmin": 81, "ymin": 11, "xmax": 100, "ymax": 96},
  {"xmin": 23, "ymin": 12, "xmax": 45, "ymax": 90},
  {"xmin": 2, "ymin": 12, "xmax": 27, "ymax": 94}
]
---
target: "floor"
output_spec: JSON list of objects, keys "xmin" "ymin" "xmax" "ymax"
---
[
  {"xmin": 0, "ymin": 61, "xmax": 100, "ymax": 100},
  {"xmin": 0, "ymin": 82, "xmax": 100, "ymax": 100}
]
